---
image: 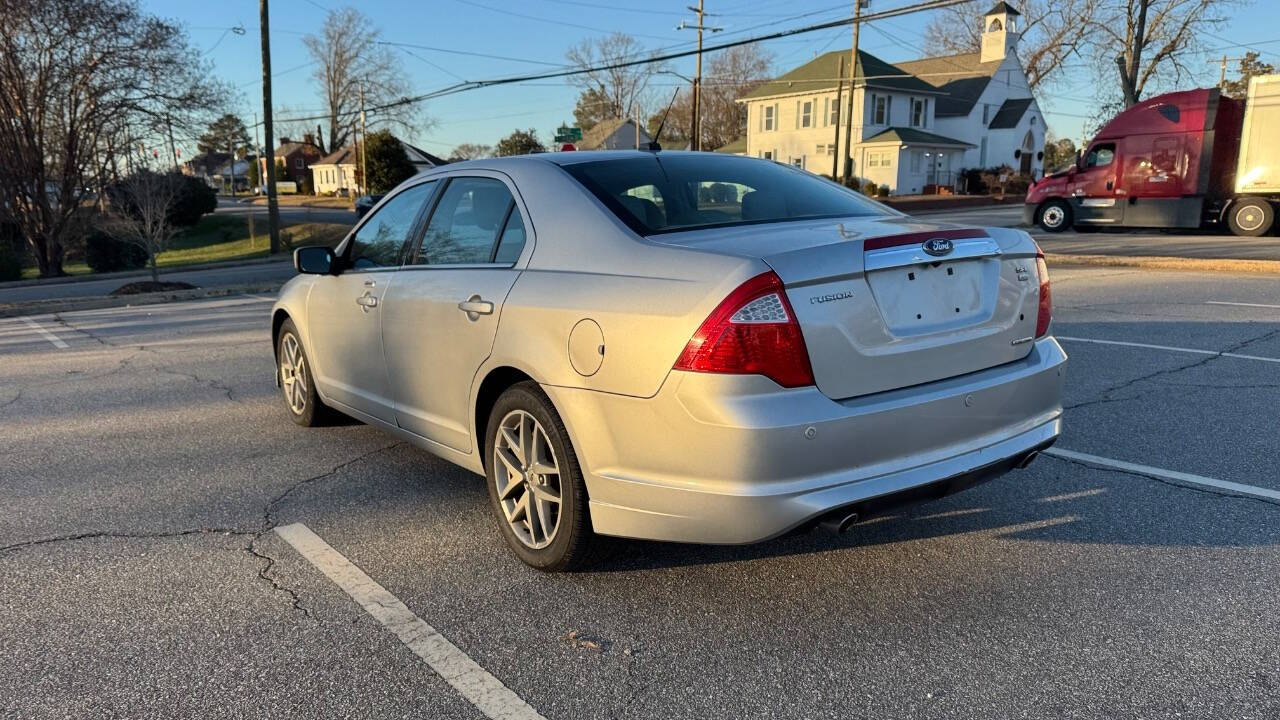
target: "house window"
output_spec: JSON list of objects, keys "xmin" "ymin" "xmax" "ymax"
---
[
  {"xmin": 910, "ymin": 151, "xmax": 922, "ymax": 173},
  {"xmin": 829, "ymin": 97, "xmax": 840, "ymax": 125},
  {"xmin": 868, "ymin": 151, "xmax": 892, "ymax": 168},
  {"xmin": 982, "ymin": 104, "xmax": 991, "ymax": 124},
  {"xmin": 799, "ymin": 100, "xmax": 813, "ymax": 128},
  {"xmin": 762, "ymin": 104, "xmax": 776, "ymax": 131},
  {"xmin": 911, "ymin": 98, "xmax": 926, "ymax": 127},
  {"xmin": 791, "ymin": 157, "xmax": 804, "ymax": 169},
  {"xmin": 761, "ymin": 149, "xmax": 773, "ymax": 160},
  {"xmin": 872, "ymin": 95, "xmax": 887, "ymax": 125},
  {"xmin": 980, "ymin": 137, "xmax": 988, "ymax": 166}
]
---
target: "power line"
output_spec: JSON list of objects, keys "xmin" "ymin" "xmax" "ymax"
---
[
  {"xmin": 376, "ymin": 41, "xmax": 569, "ymax": 68},
  {"xmin": 449, "ymin": 0, "xmax": 681, "ymax": 42}
]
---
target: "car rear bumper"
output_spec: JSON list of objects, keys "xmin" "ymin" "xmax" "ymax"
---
[{"xmin": 543, "ymin": 337, "xmax": 1067, "ymax": 545}]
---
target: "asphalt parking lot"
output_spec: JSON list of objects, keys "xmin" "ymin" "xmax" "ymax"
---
[{"xmin": 2, "ymin": 265, "xmax": 1279, "ymax": 719}]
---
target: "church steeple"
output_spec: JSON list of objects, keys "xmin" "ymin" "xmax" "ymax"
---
[{"xmin": 980, "ymin": 2, "xmax": 1021, "ymax": 63}]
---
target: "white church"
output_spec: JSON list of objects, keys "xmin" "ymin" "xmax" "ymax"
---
[{"xmin": 735, "ymin": 2, "xmax": 1044, "ymax": 195}]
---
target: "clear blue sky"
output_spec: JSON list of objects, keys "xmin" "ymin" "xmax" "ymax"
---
[{"xmin": 144, "ymin": 0, "xmax": 1279, "ymax": 156}]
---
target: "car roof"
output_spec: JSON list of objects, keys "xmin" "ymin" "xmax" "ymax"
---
[{"xmin": 437, "ymin": 151, "xmax": 764, "ymax": 172}]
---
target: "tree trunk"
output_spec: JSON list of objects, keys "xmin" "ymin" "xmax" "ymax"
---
[
  {"xmin": 149, "ymin": 247, "xmax": 159, "ymax": 283},
  {"xmin": 1117, "ymin": 0, "xmax": 1151, "ymax": 108}
]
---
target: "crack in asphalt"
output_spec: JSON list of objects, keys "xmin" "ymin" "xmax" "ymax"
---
[
  {"xmin": 1042, "ymin": 452, "xmax": 1280, "ymax": 511},
  {"xmin": 2, "ymin": 441, "xmax": 409, "ymax": 619},
  {"xmin": 0, "ymin": 388, "xmax": 21, "ymax": 409},
  {"xmin": 1066, "ymin": 326, "xmax": 1280, "ymax": 411}
]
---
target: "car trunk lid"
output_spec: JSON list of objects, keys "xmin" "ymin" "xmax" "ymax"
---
[{"xmin": 655, "ymin": 217, "xmax": 1042, "ymax": 399}]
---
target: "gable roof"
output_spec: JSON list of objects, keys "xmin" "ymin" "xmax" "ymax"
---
[
  {"xmin": 578, "ymin": 118, "xmax": 651, "ymax": 150},
  {"xmin": 988, "ymin": 97, "xmax": 1033, "ymax": 128},
  {"xmin": 893, "ymin": 52, "xmax": 1004, "ymax": 117},
  {"xmin": 314, "ymin": 145, "xmax": 359, "ymax": 166},
  {"xmin": 741, "ymin": 49, "xmax": 942, "ymax": 101},
  {"xmin": 862, "ymin": 127, "xmax": 975, "ymax": 148},
  {"xmin": 400, "ymin": 140, "xmax": 449, "ymax": 167}
]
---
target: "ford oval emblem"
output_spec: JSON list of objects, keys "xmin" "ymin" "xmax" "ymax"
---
[{"xmin": 922, "ymin": 237, "xmax": 954, "ymax": 257}]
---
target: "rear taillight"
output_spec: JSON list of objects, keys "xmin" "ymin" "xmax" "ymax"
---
[
  {"xmin": 1034, "ymin": 249, "xmax": 1051, "ymax": 338},
  {"xmin": 673, "ymin": 271, "xmax": 815, "ymax": 388}
]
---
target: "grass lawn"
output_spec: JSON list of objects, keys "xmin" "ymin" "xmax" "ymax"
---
[{"xmin": 18, "ymin": 215, "xmax": 351, "ymax": 281}]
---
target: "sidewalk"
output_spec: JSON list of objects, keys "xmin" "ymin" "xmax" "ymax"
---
[{"xmin": 2, "ymin": 255, "xmax": 291, "ymax": 290}]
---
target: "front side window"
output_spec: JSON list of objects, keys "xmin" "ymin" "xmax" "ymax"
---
[
  {"xmin": 562, "ymin": 154, "xmax": 890, "ymax": 236},
  {"xmin": 346, "ymin": 181, "xmax": 437, "ymax": 269},
  {"xmin": 1084, "ymin": 143, "xmax": 1116, "ymax": 168},
  {"xmin": 414, "ymin": 177, "xmax": 516, "ymax": 265}
]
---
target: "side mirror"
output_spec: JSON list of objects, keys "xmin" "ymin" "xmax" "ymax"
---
[{"xmin": 294, "ymin": 246, "xmax": 336, "ymax": 275}]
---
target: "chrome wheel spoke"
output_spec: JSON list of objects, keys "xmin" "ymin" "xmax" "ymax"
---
[{"xmin": 280, "ymin": 333, "xmax": 307, "ymax": 414}]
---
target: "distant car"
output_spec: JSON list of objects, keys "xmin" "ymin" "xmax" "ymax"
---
[
  {"xmin": 271, "ymin": 152, "xmax": 1065, "ymax": 571},
  {"xmin": 354, "ymin": 194, "xmax": 383, "ymax": 218}
]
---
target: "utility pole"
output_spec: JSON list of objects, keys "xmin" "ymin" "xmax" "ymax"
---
[
  {"xmin": 831, "ymin": 55, "xmax": 844, "ymax": 179},
  {"xmin": 1209, "ymin": 56, "xmax": 1245, "ymax": 92},
  {"xmin": 359, "ymin": 82, "xmax": 368, "ymax": 196},
  {"xmin": 678, "ymin": 3, "xmax": 721, "ymax": 151},
  {"xmin": 840, "ymin": 0, "xmax": 865, "ymax": 182},
  {"xmin": 253, "ymin": 111, "xmax": 261, "ymax": 191},
  {"xmin": 228, "ymin": 136, "xmax": 237, "ymax": 198},
  {"xmin": 259, "ymin": 0, "xmax": 281, "ymax": 255}
]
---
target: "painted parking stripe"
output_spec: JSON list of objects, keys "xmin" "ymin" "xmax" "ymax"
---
[
  {"xmin": 19, "ymin": 316, "xmax": 69, "ymax": 349},
  {"xmin": 1045, "ymin": 448, "xmax": 1280, "ymax": 502},
  {"xmin": 1206, "ymin": 300, "xmax": 1280, "ymax": 310},
  {"xmin": 1056, "ymin": 335, "xmax": 1280, "ymax": 364},
  {"xmin": 274, "ymin": 523, "xmax": 547, "ymax": 720}
]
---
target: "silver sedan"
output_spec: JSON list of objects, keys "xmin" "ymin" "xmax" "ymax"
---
[{"xmin": 272, "ymin": 152, "xmax": 1065, "ymax": 571}]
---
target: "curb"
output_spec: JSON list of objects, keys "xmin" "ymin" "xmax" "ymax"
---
[
  {"xmin": 0, "ymin": 283, "xmax": 283, "ymax": 318},
  {"xmin": 1043, "ymin": 253, "xmax": 1280, "ymax": 275}
]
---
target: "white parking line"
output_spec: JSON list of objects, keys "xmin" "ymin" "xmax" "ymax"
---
[
  {"xmin": 274, "ymin": 523, "xmax": 547, "ymax": 720},
  {"xmin": 1206, "ymin": 300, "xmax": 1280, "ymax": 310},
  {"xmin": 19, "ymin": 316, "xmax": 69, "ymax": 349},
  {"xmin": 1056, "ymin": 335, "xmax": 1280, "ymax": 364},
  {"xmin": 1045, "ymin": 448, "xmax": 1280, "ymax": 502}
]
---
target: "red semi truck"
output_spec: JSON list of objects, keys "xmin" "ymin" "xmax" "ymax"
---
[{"xmin": 1025, "ymin": 74, "xmax": 1280, "ymax": 236}]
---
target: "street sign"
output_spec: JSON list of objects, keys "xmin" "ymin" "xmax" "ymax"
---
[{"xmin": 554, "ymin": 126, "xmax": 583, "ymax": 143}]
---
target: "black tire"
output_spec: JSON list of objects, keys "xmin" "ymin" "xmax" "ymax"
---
[
  {"xmin": 276, "ymin": 318, "xmax": 332, "ymax": 427},
  {"xmin": 1227, "ymin": 198, "xmax": 1275, "ymax": 237},
  {"xmin": 484, "ymin": 381, "xmax": 594, "ymax": 572},
  {"xmin": 1036, "ymin": 199, "xmax": 1072, "ymax": 233}
]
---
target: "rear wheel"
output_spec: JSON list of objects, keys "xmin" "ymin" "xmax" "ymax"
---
[
  {"xmin": 1227, "ymin": 198, "xmax": 1275, "ymax": 237},
  {"xmin": 1036, "ymin": 199, "xmax": 1072, "ymax": 233},
  {"xmin": 484, "ymin": 382, "xmax": 594, "ymax": 571}
]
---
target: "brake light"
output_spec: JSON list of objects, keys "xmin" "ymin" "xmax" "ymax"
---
[
  {"xmin": 1034, "ymin": 249, "xmax": 1052, "ymax": 338},
  {"xmin": 673, "ymin": 271, "xmax": 815, "ymax": 388}
]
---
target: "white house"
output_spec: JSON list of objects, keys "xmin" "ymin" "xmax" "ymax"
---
[
  {"xmin": 578, "ymin": 118, "xmax": 653, "ymax": 151},
  {"xmin": 738, "ymin": 2, "xmax": 1044, "ymax": 194},
  {"xmin": 311, "ymin": 145, "xmax": 359, "ymax": 195}
]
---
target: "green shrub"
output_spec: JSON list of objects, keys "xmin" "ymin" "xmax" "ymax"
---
[
  {"xmin": 877, "ymin": 184, "xmax": 890, "ymax": 197},
  {"xmin": 170, "ymin": 174, "xmax": 217, "ymax": 227},
  {"xmin": 84, "ymin": 231, "xmax": 147, "ymax": 273}
]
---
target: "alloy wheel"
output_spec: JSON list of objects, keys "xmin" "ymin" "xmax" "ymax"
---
[
  {"xmin": 280, "ymin": 333, "xmax": 308, "ymax": 415},
  {"xmin": 493, "ymin": 409, "xmax": 562, "ymax": 549},
  {"xmin": 1042, "ymin": 205, "xmax": 1065, "ymax": 229}
]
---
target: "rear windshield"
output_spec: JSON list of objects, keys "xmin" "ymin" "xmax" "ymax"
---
[{"xmin": 560, "ymin": 154, "xmax": 891, "ymax": 235}]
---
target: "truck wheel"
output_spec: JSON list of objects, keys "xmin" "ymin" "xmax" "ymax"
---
[
  {"xmin": 1037, "ymin": 200, "xmax": 1072, "ymax": 233},
  {"xmin": 1227, "ymin": 198, "xmax": 1275, "ymax": 237}
]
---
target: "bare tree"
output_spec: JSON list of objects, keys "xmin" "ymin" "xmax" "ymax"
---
[
  {"xmin": 923, "ymin": 0, "xmax": 1101, "ymax": 91},
  {"xmin": 1097, "ymin": 0, "xmax": 1236, "ymax": 108},
  {"xmin": 0, "ymin": 0, "xmax": 224, "ymax": 277},
  {"xmin": 106, "ymin": 170, "xmax": 181, "ymax": 283},
  {"xmin": 566, "ymin": 33, "xmax": 667, "ymax": 124},
  {"xmin": 304, "ymin": 8, "xmax": 425, "ymax": 152},
  {"xmin": 448, "ymin": 143, "xmax": 493, "ymax": 162},
  {"xmin": 647, "ymin": 44, "xmax": 774, "ymax": 150}
]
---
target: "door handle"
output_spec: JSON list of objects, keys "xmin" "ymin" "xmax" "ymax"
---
[
  {"xmin": 1106, "ymin": 180, "xmax": 1114, "ymax": 190},
  {"xmin": 363, "ymin": 279, "xmax": 376, "ymax": 287},
  {"xmin": 458, "ymin": 295, "xmax": 494, "ymax": 320},
  {"xmin": 356, "ymin": 292, "xmax": 378, "ymax": 311}
]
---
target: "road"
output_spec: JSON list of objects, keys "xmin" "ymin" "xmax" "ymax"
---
[
  {"xmin": 917, "ymin": 204, "xmax": 1280, "ymax": 260},
  {"xmin": 0, "ymin": 261, "xmax": 296, "ymax": 304},
  {"xmin": 214, "ymin": 197, "xmax": 359, "ymax": 226},
  {"xmin": 2, "ymin": 266, "xmax": 1278, "ymax": 718}
]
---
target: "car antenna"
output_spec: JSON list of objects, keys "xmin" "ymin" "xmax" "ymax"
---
[{"xmin": 648, "ymin": 88, "xmax": 680, "ymax": 152}]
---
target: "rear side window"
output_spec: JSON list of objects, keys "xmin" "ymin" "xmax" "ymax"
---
[
  {"xmin": 413, "ymin": 177, "xmax": 515, "ymax": 265},
  {"xmin": 347, "ymin": 181, "xmax": 436, "ymax": 269},
  {"xmin": 561, "ymin": 154, "xmax": 889, "ymax": 235},
  {"xmin": 493, "ymin": 209, "xmax": 526, "ymax": 264}
]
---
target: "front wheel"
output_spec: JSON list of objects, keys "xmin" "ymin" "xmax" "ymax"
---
[
  {"xmin": 1037, "ymin": 199, "xmax": 1072, "ymax": 233},
  {"xmin": 1227, "ymin": 198, "xmax": 1275, "ymax": 237},
  {"xmin": 485, "ymin": 382, "xmax": 594, "ymax": 572},
  {"xmin": 277, "ymin": 319, "xmax": 332, "ymax": 427}
]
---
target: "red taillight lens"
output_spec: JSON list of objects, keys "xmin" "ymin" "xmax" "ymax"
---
[
  {"xmin": 673, "ymin": 271, "xmax": 815, "ymax": 388},
  {"xmin": 1034, "ymin": 251, "xmax": 1051, "ymax": 338}
]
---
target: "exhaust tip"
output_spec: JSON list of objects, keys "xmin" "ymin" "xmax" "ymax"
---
[
  {"xmin": 819, "ymin": 511, "xmax": 860, "ymax": 534},
  {"xmin": 1016, "ymin": 451, "xmax": 1040, "ymax": 470}
]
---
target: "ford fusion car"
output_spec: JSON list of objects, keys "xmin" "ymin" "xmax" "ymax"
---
[{"xmin": 271, "ymin": 151, "xmax": 1066, "ymax": 571}]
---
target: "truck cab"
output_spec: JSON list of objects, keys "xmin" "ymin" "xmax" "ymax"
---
[{"xmin": 1025, "ymin": 84, "xmax": 1276, "ymax": 236}]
